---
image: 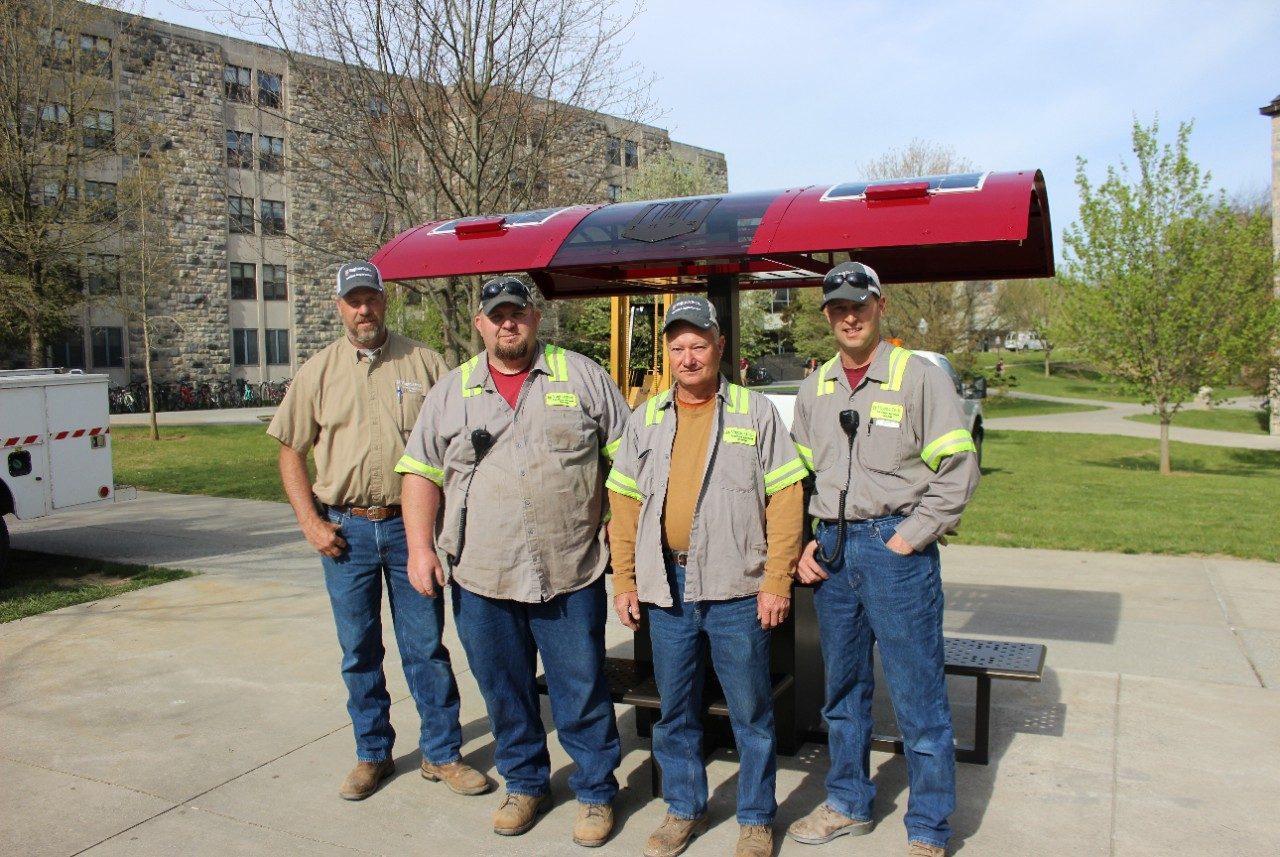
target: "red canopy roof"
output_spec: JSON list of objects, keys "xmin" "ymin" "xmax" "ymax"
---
[{"xmin": 372, "ymin": 170, "xmax": 1053, "ymax": 297}]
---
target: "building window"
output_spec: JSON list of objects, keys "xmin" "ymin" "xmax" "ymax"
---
[
  {"xmin": 770, "ymin": 288, "xmax": 792, "ymax": 314},
  {"xmin": 83, "ymin": 180, "xmax": 116, "ymax": 220},
  {"xmin": 49, "ymin": 329, "xmax": 86, "ymax": 369},
  {"xmin": 79, "ymin": 34, "xmax": 111, "ymax": 76},
  {"xmin": 82, "ymin": 109, "xmax": 113, "ymax": 149},
  {"xmin": 232, "ymin": 327, "xmax": 259, "ymax": 365},
  {"xmin": 258, "ymin": 135, "xmax": 283, "ymax": 172},
  {"xmin": 265, "ymin": 329, "xmax": 289, "ymax": 365},
  {"xmin": 260, "ymin": 199, "xmax": 285, "ymax": 236},
  {"xmin": 226, "ymin": 130, "xmax": 253, "ymax": 168},
  {"xmin": 224, "ymin": 64, "xmax": 252, "ymax": 103},
  {"xmin": 607, "ymin": 183, "xmax": 622, "ymax": 202},
  {"xmin": 91, "ymin": 326, "xmax": 124, "ymax": 368},
  {"xmin": 624, "ymin": 140, "xmax": 638, "ymax": 168},
  {"xmin": 40, "ymin": 28, "xmax": 71, "ymax": 66},
  {"xmin": 262, "ymin": 264, "xmax": 287, "ymax": 300},
  {"xmin": 39, "ymin": 103, "xmax": 69, "ymax": 140},
  {"xmin": 228, "ymin": 196, "xmax": 254, "ymax": 233},
  {"xmin": 229, "ymin": 262, "xmax": 256, "ymax": 299},
  {"xmin": 85, "ymin": 253, "xmax": 120, "ymax": 295},
  {"xmin": 257, "ymin": 70, "xmax": 282, "ymax": 108},
  {"xmin": 605, "ymin": 136, "xmax": 621, "ymax": 166}
]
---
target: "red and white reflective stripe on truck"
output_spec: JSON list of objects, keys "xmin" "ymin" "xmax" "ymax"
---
[
  {"xmin": 2, "ymin": 427, "xmax": 110, "ymax": 445},
  {"xmin": 51, "ymin": 426, "xmax": 110, "ymax": 441}
]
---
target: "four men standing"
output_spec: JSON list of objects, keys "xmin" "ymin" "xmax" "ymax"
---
[{"xmin": 274, "ymin": 259, "xmax": 978, "ymax": 857}]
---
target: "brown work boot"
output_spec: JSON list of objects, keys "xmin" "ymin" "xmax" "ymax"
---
[
  {"xmin": 338, "ymin": 759, "xmax": 395, "ymax": 801},
  {"xmin": 786, "ymin": 803, "xmax": 873, "ymax": 844},
  {"xmin": 572, "ymin": 801, "xmax": 614, "ymax": 847},
  {"xmin": 908, "ymin": 841, "xmax": 946, "ymax": 857},
  {"xmin": 643, "ymin": 813, "xmax": 708, "ymax": 857},
  {"xmin": 420, "ymin": 759, "xmax": 492, "ymax": 795},
  {"xmin": 736, "ymin": 824, "xmax": 773, "ymax": 857},
  {"xmin": 492, "ymin": 791, "xmax": 551, "ymax": 836}
]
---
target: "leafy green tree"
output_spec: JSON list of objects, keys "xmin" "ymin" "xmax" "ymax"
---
[
  {"xmin": 995, "ymin": 278, "xmax": 1062, "ymax": 377},
  {"xmin": 1061, "ymin": 118, "xmax": 1278, "ymax": 474}
]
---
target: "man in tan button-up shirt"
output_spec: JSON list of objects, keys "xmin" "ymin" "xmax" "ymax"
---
[
  {"xmin": 268, "ymin": 261, "xmax": 488, "ymax": 803},
  {"xmin": 397, "ymin": 277, "xmax": 629, "ymax": 847}
]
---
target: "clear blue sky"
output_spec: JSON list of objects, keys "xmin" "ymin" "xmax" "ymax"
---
[{"xmin": 144, "ymin": 0, "xmax": 1278, "ymax": 260}]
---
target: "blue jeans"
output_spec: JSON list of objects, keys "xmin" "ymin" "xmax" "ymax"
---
[
  {"xmin": 812, "ymin": 516, "xmax": 954, "ymax": 849},
  {"xmin": 648, "ymin": 562, "xmax": 777, "ymax": 825},
  {"xmin": 321, "ymin": 508, "xmax": 463, "ymax": 765},
  {"xmin": 450, "ymin": 576, "xmax": 620, "ymax": 803}
]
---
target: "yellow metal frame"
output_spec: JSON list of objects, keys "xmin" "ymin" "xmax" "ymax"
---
[{"xmin": 609, "ymin": 294, "xmax": 674, "ymax": 407}]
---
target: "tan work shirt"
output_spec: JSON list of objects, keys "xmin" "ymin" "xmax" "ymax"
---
[
  {"xmin": 606, "ymin": 378, "xmax": 807, "ymax": 608},
  {"xmin": 266, "ymin": 331, "xmax": 448, "ymax": 506},
  {"xmin": 791, "ymin": 341, "xmax": 980, "ymax": 549},
  {"xmin": 396, "ymin": 342, "xmax": 629, "ymax": 603}
]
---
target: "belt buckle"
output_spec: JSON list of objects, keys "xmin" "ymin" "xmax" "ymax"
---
[
  {"xmin": 669, "ymin": 550, "xmax": 689, "ymax": 566},
  {"xmin": 365, "ymin": 505, "xmax": 389, "ymax": 522}
]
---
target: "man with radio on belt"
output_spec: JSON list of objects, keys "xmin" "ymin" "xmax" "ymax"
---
[
  {"xmin": 396, "ymin": 277, "xmax": 630, "ymax": 848},
  {"xmin": 607, "ymin": 296, "xmax": 807, "ymax": 857},
  {"xmin": 786, "ymin": 262, "xmax": 980, "ymax": 857},
  {"xmin": 268, "ymin": 260, "xmax": 489, "ymax": 802}
]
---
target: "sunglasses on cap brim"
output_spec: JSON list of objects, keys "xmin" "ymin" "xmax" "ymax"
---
[
  {"xmin": 481, "ymin": 279, "xmax": 531, "ymax": 303},
  {"xmin": 822, "ymin": 271, "xmax": 880, "ymax": 294}
]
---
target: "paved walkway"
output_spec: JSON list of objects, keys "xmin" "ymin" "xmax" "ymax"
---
[
  {"xmin": 985, "ymin": 392, "xmax": 1280, "ymax": 450},
  {"xmin": 4, "ymin": 492, "xmax": 1278, "ymax": 856}
]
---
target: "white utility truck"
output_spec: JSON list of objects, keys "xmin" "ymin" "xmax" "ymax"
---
[{"xmin": 0, "ymin": 369, "xmax": 120, "ymax": 571}]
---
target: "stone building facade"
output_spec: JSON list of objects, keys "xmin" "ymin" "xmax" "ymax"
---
[
  {"xmin": 44, "ymin": 3, "xmax": 728, "ymax": 385},
  {"xmin": 1261, "ymin": 94, "xmax": 1279, "ymax": 435}
]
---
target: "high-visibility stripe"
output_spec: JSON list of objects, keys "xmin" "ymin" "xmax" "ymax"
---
[
  {"xmin": 459, "ymin": 354, "xmax": 483, "ymax": 398},
  {"xmin": 796, "ymin": 443, "xmax": 814, "ymax": 471},
  {"xmin": 644, "ymin": 390, "xmax": 670, "ymax": 426},
  {"xmin": 726, "ymin": 383, "xmax": 748, "ymax": 414},
  {"xmin": 816, "ymin": 355, "xmax": 839, "ymax": 396},
  {"xmin": 605, "ymin": 468, "xmax": 644, "ymax": 501},
  {"xmin": 920, "ymin": 429, "xmax": 976, "ymax": 471},
  {"xmin": 602, "ymin": 436, "xmax": 622, "ymax": 460},
  {"xmin": 880, "ymin": 346, "xmax": 912, "ymax": 391},
  {"xmin": 544, "ymin": 343, "xmax": 569, "ymax": 382},
  {"xmin": 394, "ymin": 454, "xmax": 444, "ymax": 485},
  {"xmin": 764, "ymin": 457, "xmax": 806, "ymax": 495}
]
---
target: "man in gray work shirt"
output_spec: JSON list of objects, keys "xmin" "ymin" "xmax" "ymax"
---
[
  {"xmin": 787, "ymin": 262, "xmax": 979, "ymax": 857},
  {"xmin": 396, "ymin": 277, "xmax": 630, "ymax": 848}
]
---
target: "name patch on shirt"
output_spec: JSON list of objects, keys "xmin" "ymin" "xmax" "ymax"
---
[
  {"xmin": 869, "ymin": 401, "xmax": 904, "ymax": 427},
  {"xmin": 722, "ymin": 427, "xmax": 758, "ymax": 445},
  {"xmin": 398, "ymin": 380, "xmax": 424, "ymax": 395},
  {"xmin": 545, "ymin": 392, "xmax": 579, "ymax": 408}
]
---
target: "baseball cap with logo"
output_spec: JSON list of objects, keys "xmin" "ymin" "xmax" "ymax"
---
[
  {"xmin": 662, "ymin": 295, "xmax": 719, "ymax": 334},
  {"xmin": 821, "ymin": 261, "xmax": 882, "ymax": 307},
  {"xmin": 335, "ymin": 261, "xmax": 385, "ymax": 298}
]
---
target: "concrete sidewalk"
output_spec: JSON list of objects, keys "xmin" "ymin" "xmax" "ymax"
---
[{"xmin": 4, "ymin": 492, "xmax": 1278, "ymax": 856}]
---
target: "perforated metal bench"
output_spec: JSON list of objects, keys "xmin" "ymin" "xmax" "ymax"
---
[{"xmin": 869, "ymin": 637, "xmax": 1047, "ymax": 765}]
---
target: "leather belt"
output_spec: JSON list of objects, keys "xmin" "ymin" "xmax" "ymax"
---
[
  {"xmin": 664, "ymin": 549, "xmax": 690, "ymax": 566},
  {"xmin": 335, "ymin": 504, "xmax": 402, "ymax": 522}
]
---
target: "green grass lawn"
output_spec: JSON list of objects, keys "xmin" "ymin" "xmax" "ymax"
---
[
  {"xmin": 1, "ymin": 551, "xmax": 195, "ymax": 622},
  {"xmin": 113, "ymin": 424, "xmax": 298, "ymax": 502},
  {"xmin": 1125, "ymin": 409, "xmax": 1270, "ymax": 435},
  {"xmin": 982, "ymin": 396, "xmax": 1102, "ymax": 418},
  {"xmin": 111, "ymin": 424, "xmax": 1279, "ymax": 563},
  {"xmin": 968, "ymin": 351, "xmax": 1255, "ymax": 402},
  {"xmin": 957, "ymin": 431, "xmax": 1280, "ymax": 562}
]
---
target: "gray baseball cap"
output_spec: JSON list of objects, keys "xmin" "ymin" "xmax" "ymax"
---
[
  {"xmin": 821, "ymin": 261, "xmax": 882, "ymax": 307},
  {"xmin": 335, "ymin": 261, "xmax": 385, "ymax": 298},
  {"xmin": 479, "ymin": 277, "xmax": 532, "ymax": 315},
  {"xmin": 662, "ymin": 295, "xmax": 719, "ymax": 334}
]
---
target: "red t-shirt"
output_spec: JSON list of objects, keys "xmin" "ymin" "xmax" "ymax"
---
[
  {"xmin": 843, "ymin": 362, "xmax": 870, "ymax": 391},
  {"xmin": 490, "ymin": 366, "xmax": 530, "ymax": 409}
]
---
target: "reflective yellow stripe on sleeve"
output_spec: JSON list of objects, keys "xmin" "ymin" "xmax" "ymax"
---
[
  {"xmin": 395, "ymin": 454, "xmax": 444, "ymax": 486},
  {"xmin": 795, "ymin": 443, "xmax": 814, "ymax": 472},
  {"xmin": 602, "ymin": 436, "xmax": 622, "ymax": 460},
  {"xmin": 763, "ymin": 457, "xmax": 806, "ymax": 495},
  {"xmin": 920, "ymin": 429, "xmax": 977, "ymax": 471},
  {"xmin": 605, "ymin": 467, "xmax": 644, "ymax": 502}
]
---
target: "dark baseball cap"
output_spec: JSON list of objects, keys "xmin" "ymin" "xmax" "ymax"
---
[
  {"xmin": 335, "ymin": 261, "xmax": 385, "ymax": 298},
  {"xmin": 662, "ymin": 295, "xmax": 719, "ymax": 334},
  {"xmin": 821, "ymin": 261, "xmax": 882, "ymax": 307},
  {"xmin": 479, "ymin": 277, "xmax": 532, "ymax": 315}
]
